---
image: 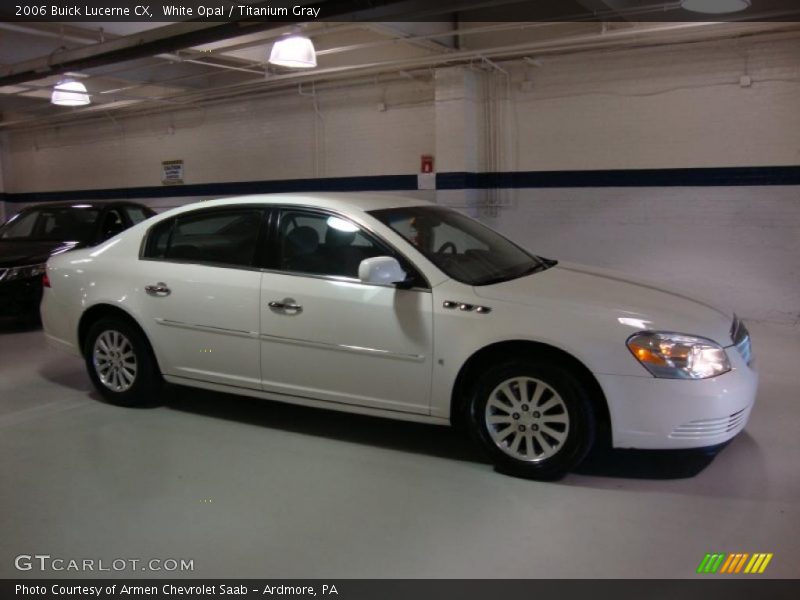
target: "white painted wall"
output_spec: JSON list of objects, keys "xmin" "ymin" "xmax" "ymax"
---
[
  {"xmin": 481, "ymin": 33, "xmax": 800, "ymax": 324},
  {"xmin": 490, "ymin": 187, "xmax": 800, "ymax": 325},
  {"xmin": 1, "ymin": 32, "xmax": 798, "ymax": 323},
  {"xmin": 2, "ymin": 78, "xmax": 435, "ymax": 198},
  {"xmin": 506, "ymin": 32, "xmax": 800, "ymax": 171}
]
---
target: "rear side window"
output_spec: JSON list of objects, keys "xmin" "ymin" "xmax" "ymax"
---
[
  {"xmin": 0, "ymin": 211, "xmax": 37, "ymax": 238},
  {"xmin": 1, "ymin": 207, "xmax": 99, "ymax": 242},
  {"xmin": 143, "ymin": 209, "xmax": 262, "ymax": 268},
  {"xmin": 124, "ymin": 206, "xmax": 150, "ymax": 224}
]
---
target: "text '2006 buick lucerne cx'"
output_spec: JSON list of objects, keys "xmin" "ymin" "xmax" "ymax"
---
[{"xmin": 40, "ymin": 193, "xmax": 757, "ymax": 479}]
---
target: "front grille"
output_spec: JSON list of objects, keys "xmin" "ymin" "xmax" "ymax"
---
[
  {"xmin": 731, "ymin": 315, "xmax": 754, "ymax": 367},
  {"xmin": 670, "ymin": 409, "xmax": 748, "ymax": 439}
]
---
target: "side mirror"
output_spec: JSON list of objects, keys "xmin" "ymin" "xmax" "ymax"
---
[{"xmin": 358, "ymin": 256, "xmax": 408, "ymax": 286}]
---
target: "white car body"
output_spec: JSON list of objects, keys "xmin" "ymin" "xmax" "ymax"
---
[{"xmin": 42, "ymin": 193, "xmax": 757, "ymax": 451}]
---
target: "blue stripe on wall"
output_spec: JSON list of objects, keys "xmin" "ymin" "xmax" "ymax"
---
[
  {"xmin": 0, "ymin": 174, "xmax": 420, "ymax": 203},
  {"xmin": 2, "ymin": 166, "xmax": 799, "ymax": 203},
  {"xmin": 438, "ymin": 166, "xmax": 800, "ymax": 189}
]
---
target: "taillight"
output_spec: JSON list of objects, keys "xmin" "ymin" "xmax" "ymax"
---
[{"xmin": 42, "ymin": 273, "xmax": 51, "ymax": 288}]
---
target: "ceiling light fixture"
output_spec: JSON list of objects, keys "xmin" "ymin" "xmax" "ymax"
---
[
  {"xmin": 681, "ymin": 0, "xmax": 751, "ymax": 14},
  {"xmin": 268, "ymin": 32, "xmax": 317, "ymax": 69},
  {"xmin": 51, "ymin": 78, "xmax": 91, "ymax": 106}
]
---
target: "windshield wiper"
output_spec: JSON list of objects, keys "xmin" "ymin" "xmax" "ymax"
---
[
  {"xmin": 475, "ymin": 262, "xmax": 548, "ymax": 286},
  {"xmin": 537, "ymin": 256, "xmax": 558, "ymax": 268}
]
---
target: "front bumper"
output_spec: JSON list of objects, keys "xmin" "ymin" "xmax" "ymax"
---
[
  {"xmin": 598, "ymin": 349, "xmax": 758, "ymax": 449},
  {"xmin": 0, "ymin": 276, "xmax": 43, "ymax": 316}
]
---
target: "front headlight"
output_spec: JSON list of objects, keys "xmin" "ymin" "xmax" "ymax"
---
[
  {"xmin": 627, "ymin": 332, "xmax": 731, "ymax": 380},
  {"xmin": 0, "ymin": 263, "xmax": 47, "ymax": 282}
]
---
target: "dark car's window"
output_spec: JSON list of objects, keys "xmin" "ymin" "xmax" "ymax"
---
[
  {"xmin": 0, "ymin": 207, "xmax": 100, "ymax": 242},
  {"xmin": 277, "ymin": 209, "xmax": 393, "ymax": 279},
  {"xmin": 97, "ymin": 208, "xmax": 128, "ymax": 242},
  {"xmin": 144, "ymin": 209, "xmax": 262, "ymax": 268},
  {"xmin": 123, "ymin": 206, "xmax": 150, "ymax": 225},
  {"xmin": 0, "ymin": 211, "xmax": 37, "ymax": 238},
  {"xmin": 370, "ymin": 206, "xmax": 547, "ymax": 286}
]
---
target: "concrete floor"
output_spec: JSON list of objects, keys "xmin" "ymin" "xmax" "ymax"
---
[{"xmin": 0, "ymin": 319, "xmax": 798, "ymax": 579}]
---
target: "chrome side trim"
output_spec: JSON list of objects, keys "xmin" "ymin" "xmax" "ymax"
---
[
  {"xmin": 259, "ymin": 332, "xmax": 425, "ymax": 363},
  {"xmin": 155, "ymin": 318, "xmax": 425, "ymax": 362},
  {"xmin": 162, "ymin": 374, "xmax": 447, "ymax": 425},
  {"xmin": 139, "ymin": 256, "xmax": 265, "ymax": 274},
  {"xmin": 257, "ymin": 266, "xmax": 430, "ymax": 293},
  {"xmin": 154, "ymin": 318, "xmax": 258, "ymax": 339}
]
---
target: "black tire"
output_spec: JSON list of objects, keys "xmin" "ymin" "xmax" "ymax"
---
[
  {"xmin": 467, "ymin": 358, "xmax": 596, "ymax": 480},
  {"xmin": 84, "ymin": 316, "xmax": 163, "ymax": 408}
]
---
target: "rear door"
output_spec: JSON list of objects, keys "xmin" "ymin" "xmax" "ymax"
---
[{"xmin": 137, "ymin": 207, "xmax": 265, "ymax": 390}]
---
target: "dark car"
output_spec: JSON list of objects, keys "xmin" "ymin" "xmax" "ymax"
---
[{"xmin": 0, "ymin": 201, "xmax": 156, "ymax": 319}]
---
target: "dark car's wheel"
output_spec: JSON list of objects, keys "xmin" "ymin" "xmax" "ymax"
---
[
  {"xmin": 84, "ymin": 317, "xmax": 162, "ymax": 407},
  {"xmin": 468, "ymin": 358, "xmax": 596, "ymax": 480}
]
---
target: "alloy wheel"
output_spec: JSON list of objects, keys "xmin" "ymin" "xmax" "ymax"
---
[
  {"xmin": 93, "ymin": 330, "xmax": 138, "ymax": 392},
  {"xmin": 484, "ymin": 376, "xmax": 570, "ymax": 462}
]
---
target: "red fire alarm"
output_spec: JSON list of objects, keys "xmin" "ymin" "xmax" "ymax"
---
[{"xmin": 421, "ymin": 155, "xmax": 434, "ymax": 173}]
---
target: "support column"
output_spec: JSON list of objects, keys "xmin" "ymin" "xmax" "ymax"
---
[{"xmin": 433, "ymin": 66, "xmax": 484, "ymax": 214}]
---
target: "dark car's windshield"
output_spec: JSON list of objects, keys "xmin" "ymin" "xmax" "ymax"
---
[
  {"xmin": 0, "ymin": 206, "xmax": 100, "ymax": 242},
  {"xmin": 370, "ymin": 206, "xmax": 552, "ymax": 285}
]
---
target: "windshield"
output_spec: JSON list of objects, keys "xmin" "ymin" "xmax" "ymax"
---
[
  {"xmin": 0, "ymin": 207, "xmax": 100, "ymax": 242},
  {"xmin": 370, "ymin": 206, "xmax": 550, "ymax": 285}
]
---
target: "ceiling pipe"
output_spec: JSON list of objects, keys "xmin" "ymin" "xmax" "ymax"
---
[
  {"xmin": 3, "ymin": 22, "xmax": 798, "ymax": 129},
  {"xmin": 141, "ymin": 22, "xmax": 800, "ymax": 106},
  {"xmin": 0, "ymin": 0, "xmax": 424, "ymax": 88}
]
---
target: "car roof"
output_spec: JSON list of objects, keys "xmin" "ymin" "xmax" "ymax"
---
[
  {"xmin": 171, "ymin": 192, "xmax": 435, "ymax": 214},
  {"xmin": 16, "ymin": 200, "xmax": 152, "ymax": 212}
]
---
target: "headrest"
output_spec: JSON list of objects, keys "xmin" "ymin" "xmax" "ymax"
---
[{"xmin": 285, "ymin": 226, "xmax": 319, "ymax": 256}]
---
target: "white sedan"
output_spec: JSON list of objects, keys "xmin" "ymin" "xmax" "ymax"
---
[{"xmin": 41, "ymin": 194, "xmax": 757, "ymax": 479}]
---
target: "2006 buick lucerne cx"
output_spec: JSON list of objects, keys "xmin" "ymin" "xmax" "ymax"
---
[{"xmin": 41, "ymin": 194, "xmax": 757, "ymax": 479}]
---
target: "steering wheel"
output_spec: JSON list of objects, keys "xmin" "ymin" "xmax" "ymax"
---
[{"xmin": 436, "ymin": 241, "xmax": 457, "ymax": 254}]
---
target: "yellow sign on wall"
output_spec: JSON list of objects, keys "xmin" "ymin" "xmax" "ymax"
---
[{"xmin": 162, "ymin": 160, "xmax": 184, "ymax": 185}]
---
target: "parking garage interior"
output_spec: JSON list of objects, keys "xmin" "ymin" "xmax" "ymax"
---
[{"xmin": 1, "ymin": 0, "xmax": 799, "ymax": 584}]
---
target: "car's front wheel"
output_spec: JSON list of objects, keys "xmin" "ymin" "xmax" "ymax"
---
[
  {"xmin": 84, "ymin": 317, "xmax": 162, "ymax": 407},
  {"xmin": 468, "ymin": 358, "xmax": 596, "ymax": 480}
]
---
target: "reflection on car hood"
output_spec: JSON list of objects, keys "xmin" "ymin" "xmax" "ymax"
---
[
  {"xmin": 473, "ymin": 261, "xmax": 734, "ymax": 346},
  {"xmin": 0, "ymin": 240, "xmax": 82, "ymax": 268}
]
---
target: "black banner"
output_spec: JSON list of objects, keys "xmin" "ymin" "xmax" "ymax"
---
[
  {"xmin": 2, "ymin": 0, "xmax": 800, "ymax": 23},
  {"xmin": 4, "ymin": 579, "xmax": 800, "ymax": 600},
  {"xmin": 3, "ymin": 579, "xmax": 800, "ymax": 600}
]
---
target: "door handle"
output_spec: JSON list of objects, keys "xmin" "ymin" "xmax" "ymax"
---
[
  {"xmin": 145, "ymin": 282, "xmax": 171, "ymax": 297},
  {"xmin": 268, "ymin": 299, "xmax": 302, "ymax": 312}
]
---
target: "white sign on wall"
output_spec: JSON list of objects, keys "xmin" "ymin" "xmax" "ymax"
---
[{"xmin": 161, "ymin": 160, "xmax": 184, "ymax": 185}]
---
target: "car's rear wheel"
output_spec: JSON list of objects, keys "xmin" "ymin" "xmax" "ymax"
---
[
  {"xmin": 84, "ymin": 317, "xmax": 162, "ymax": 407},
  {"xmin": 468, "ymin": 358, "xmax": 596, "ymax": 480}
]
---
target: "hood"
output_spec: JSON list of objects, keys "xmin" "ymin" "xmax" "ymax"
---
[
  {"xmin": 0, "ymin": 240, "xmax": 82, "ymax": 268},
  {"xmin": 473, "ymin": 261, "xmax": 735, "ymax": 346}
]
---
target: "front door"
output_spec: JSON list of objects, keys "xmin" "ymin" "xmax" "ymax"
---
[{"xmin": 259, "ymin": 208, "xmax": 433, "ymax": 414}]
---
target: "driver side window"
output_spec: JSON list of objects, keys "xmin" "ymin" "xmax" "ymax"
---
[{"xmin": 278, "ymin": 210, "xmax": 386, "ymax": 279}]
